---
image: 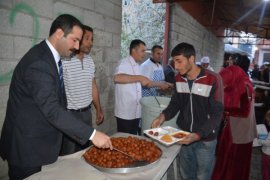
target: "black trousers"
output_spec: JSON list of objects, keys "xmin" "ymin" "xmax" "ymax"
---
[
  {"xmin": 59, "ymin": 109, "xmax": 92, "ymax": 156},
  {"xmin": 116, "ymin": 117, "xmax": 140, "ymax": 135},
  {"xmin": 8, "ymin": 164, "xmax": 41, "ymax": 180}
]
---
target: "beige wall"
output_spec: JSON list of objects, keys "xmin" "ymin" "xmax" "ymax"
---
[{"xmin": 168, "ymin": 3, "xmax": 224, "ymax": 72}]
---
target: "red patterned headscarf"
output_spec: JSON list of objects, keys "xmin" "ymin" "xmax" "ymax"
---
[{"xmin": 219, "ymin": 65, "xmax": 254, "ymax": 116}]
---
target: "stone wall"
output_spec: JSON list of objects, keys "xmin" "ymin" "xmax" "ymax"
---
[
  {"xmin": 0, "ymin": 0, "xmax": 121, "ymax": 179},
  {"xmin": 169, "ymin": 3, "xmax": 224, "ymax": 72}
]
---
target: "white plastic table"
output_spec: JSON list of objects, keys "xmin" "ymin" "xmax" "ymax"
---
[{"xmin": 26, "ymin": 132, "xmax": 181, "ymax": 180}]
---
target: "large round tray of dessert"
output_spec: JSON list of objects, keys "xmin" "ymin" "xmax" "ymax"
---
[{"xmin": 83, "ymin": 136, "xmax": 162, "ymax": 173}]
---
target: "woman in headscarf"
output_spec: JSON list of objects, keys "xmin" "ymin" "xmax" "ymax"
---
[{"xmin": 212, "ymin": 65, "xmax": 257, "ymax": 180}]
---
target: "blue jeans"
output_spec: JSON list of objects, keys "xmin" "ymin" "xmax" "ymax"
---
[{"xmin": 179, "ymin": 139, "xmax": 217, "ymax": 180}]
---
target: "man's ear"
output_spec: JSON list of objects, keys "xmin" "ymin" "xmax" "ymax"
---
[
  {"xmin": 55, "ymin": 28, "xmax": 64, "ymax": 39},
  {"xmin": 189, "ymin": 55, "xmax": 195, "ymax": 63},
  {"xmin": 131, "ymin": 48, "xmax": 136, "ymax": 56}
]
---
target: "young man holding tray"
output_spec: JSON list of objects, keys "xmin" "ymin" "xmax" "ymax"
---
[{"xmin": 151, "ymin": 42, "xmax": 224, "ymax": 180}]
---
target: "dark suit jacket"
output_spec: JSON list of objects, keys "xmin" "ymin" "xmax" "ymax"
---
[{"xmin": 0, "ymin": 40, "xmax": 94, "ymax": 167}]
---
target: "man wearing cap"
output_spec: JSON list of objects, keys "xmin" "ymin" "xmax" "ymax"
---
[{"xmin": 201, "ymin": 56, "xmax": 214, "ymax": 71}]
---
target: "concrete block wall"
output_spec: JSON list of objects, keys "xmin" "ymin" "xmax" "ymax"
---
[
  {"xmin": 0, "ymin": 0, "xmax": 121, "ymax": 179},
  {"xmin": 169, "ymin": 3, "xmax": 224, "ymax": 72}
]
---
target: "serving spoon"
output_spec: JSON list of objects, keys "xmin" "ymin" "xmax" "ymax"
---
[{"xmin": 113, "ymin": 147, "xmax": 146, "ymax": 163}]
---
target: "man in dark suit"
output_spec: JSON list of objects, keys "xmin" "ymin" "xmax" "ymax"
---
[{"xmin": 0, "ymin": 14, "xmax": 112, "ymax": 180}]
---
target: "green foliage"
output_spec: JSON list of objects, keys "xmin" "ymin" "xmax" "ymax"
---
[{"xmin": 121, "ymin": 0, "xmax": 166, "ymax": 58}]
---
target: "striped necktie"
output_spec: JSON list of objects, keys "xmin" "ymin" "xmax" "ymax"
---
[{"xmin": 58, "ymin": 60, "xmax": 64, "ymax": 94}]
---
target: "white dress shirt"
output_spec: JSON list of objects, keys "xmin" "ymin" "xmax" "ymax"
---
[{"xmin": 114, "ymin": 56, "xmax": 142, "ymax": 120}]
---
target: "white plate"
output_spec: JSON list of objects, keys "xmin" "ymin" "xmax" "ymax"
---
[{"xmin": 144, "ymin": 126, "xmax": 188, "ymax": 146}]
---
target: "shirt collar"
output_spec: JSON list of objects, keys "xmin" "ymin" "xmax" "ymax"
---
[
  {"xmin": 83, "ymin": 53, "xmax": 91, "ymax": 59},
  {"xmin": 45, "ymin": 39, "xmax": 61, "ymax": 64},
  {"xmin": 150, "ymin": 57, "xmax": 161, "ymax": 65},
  {"xmin": 129, "ymin": 55, "xmax": 138, "ymax": 65},
  {"xmin": 73, "ymin": 53, "xmax": 91, "ymax": 61}
]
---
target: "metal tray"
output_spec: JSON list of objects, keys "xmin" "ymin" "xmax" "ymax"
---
[
  {"xmin": 83, "ymin": 144, "xmax": 162, "ymax": 173},
  {"xmin": 84, "ymin": 156, "xmax": 161, "ymax": 173}
]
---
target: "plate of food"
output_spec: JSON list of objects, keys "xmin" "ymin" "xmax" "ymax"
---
[{"xmin": 144, "ymin": 126, "xmax": 190, "ymax": 146}]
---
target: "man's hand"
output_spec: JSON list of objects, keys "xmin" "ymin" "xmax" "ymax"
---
[
  {"xmin": 96, "ymin": 110, "xmax": 104, "ymax": 125},
  {"xmin": 151, "ymin": 113, "xmax": 165, "ymax": 128},
  {"xmin": 167, "ymin": 82, "xmax": 174, "ymax": 89},
  {"xmin": 177, "ymin": 133, "xmax": 201, "ymax": 145},
  {"xmin": 159, "ymin": 82, "xmax": 174, "ymax": 91},
  {"xmin": 91, "ymin": 131, "xmax": 113, "ymax": 150}
]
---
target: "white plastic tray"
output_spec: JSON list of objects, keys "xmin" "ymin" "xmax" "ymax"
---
[{"xmin": 144, "ymin": 126, "xmax": 189, "ymax": 146}]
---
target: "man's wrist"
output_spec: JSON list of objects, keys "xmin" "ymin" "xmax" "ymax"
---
[{"xmin": 159, "ymin": 113, "xmax": 166, "ymax": 123}]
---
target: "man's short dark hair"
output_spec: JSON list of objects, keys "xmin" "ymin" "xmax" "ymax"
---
[
  {"xmin": 82, "ymin": 25, "xmax": 93, "ymax": 42},
  {"xmin": 171, "ymin": 42, "xmax": 195, "ymax": 59},
  {"xmin": 83, "ymin": 25, "xmax": 93, "ymax": 33},
  {"xmin": 151, "ymin": 45, "xmax": 163, "ymax": 53},
  {"xmin": 49, "ymin": 14, "xmax": 83, "ymax": 37},
  {"xmin": 129, "ymin": 39, "xmax": 146, "ymax": 55}
]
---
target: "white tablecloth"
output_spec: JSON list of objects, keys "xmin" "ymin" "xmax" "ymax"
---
[{"xmin": 26, "ymin": 132, "xmax": 181, "ymax": 180}]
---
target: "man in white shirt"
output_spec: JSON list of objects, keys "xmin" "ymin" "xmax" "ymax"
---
[
  {"xmin": 140, "ymin": 45, "xmax": 173, "ymax": 97},
  {"xmin": 114, "ymin": 40, "xmax": 170, "ymax": 135}
]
